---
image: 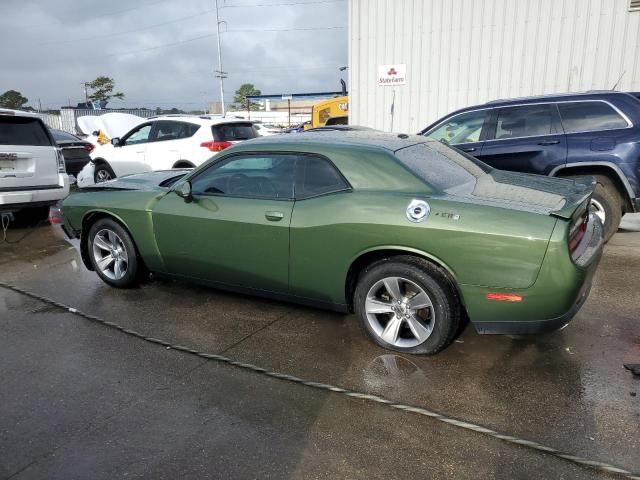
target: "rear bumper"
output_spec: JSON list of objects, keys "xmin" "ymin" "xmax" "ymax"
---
[
  {"xmin": 473, "ymin": 267, "xmax": 594, "ymax": 334},
  {"xmin": 0, "ymin": 174, "xmax": 69, "ymax": 210},
  {"xmin": 471, "ymin": 215, "xmax": 603, "ymax": 335},
  {"xmin": 65, "ymin": 157, "xmax": 91, "ymax": 176}
]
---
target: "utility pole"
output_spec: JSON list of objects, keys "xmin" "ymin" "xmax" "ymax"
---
[
  {"xmin": 82, "ymin": 82, "xmax": 89, "ymax": 107},
  {"xmin": 214, "ymin": 0, "xmax": 227, "ymax": 116}
]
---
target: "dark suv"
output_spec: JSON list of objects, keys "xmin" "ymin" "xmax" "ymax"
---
[{"xmin": 419, "ymin": 91, "xmax": 640, "ymax": 241}]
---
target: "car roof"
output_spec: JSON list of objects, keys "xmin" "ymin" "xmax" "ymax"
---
[
  {"xmin": 445, "ymin": 91, "xmax": 637, "ymax": 115},
  {"xmin": 232, "ymin": 130, "xmax": 429, "ymax": 153},
  {"xmin": 147, "ymin": 114, "xmax": 253, "ymax": 126},
  {"xmin": 0, "ymin": 108, "xmax": 40, "ymax": 118}
]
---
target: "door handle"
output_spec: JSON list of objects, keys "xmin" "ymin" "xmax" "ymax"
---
[
  {"xmin": 537, "ymin": 140, "xmax": 560, "ymax": 145},
  {"xmin": 461, "ymin": 147, "xmax": 476, "ymax": 152},
  {"xmin": 265, "ymin": 211, "xmax": 284, "ymax": 221}
]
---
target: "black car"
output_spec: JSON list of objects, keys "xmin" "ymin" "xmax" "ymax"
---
[{"xmin": 50, "ymin": 129, "xmax": 94, "ymax": 177}]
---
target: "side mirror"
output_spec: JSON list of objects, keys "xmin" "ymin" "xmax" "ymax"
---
[
  {"xmin": 175, "ymin": 181, "xmax": 192, "ymax": 201},
  {"xmin": 110, "ymin": 137, "xmax": 121, "ymax": 147}
]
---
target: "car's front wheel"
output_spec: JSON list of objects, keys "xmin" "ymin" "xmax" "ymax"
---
[
  {"xmin": 354, "ymin": 257, "xmax": 460, "ymax": 355},
  {"xmin": 88, "ymin": 218, "xmax": 139, "ymax": 288}
]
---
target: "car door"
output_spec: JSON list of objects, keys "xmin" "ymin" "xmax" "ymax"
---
[
  {"xmin": 110, "ymin": 122, "xmax": 154, "ymax": 176},
  {"xmin": 422, "ymin": 109, "xmax": 490, "ymax": 155},
  {"xmin": 144, "ymin": 120, "xmax": 200, "ymax": 170},
  {"xmin": 475, "ymin": 103, "xmax": 567, "ymax": 175},
  {"xmin": 151, "ymin": 152, "xmax": 296, "ymax": 293}
]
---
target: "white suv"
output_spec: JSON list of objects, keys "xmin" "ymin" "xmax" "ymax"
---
[
  {"xmin": 80, "ymin": 115, "xmax": 258, "ymax": 185},
  {"xmin": 0, "ymin": 110, "xmax": 69, "ymax": 221}
]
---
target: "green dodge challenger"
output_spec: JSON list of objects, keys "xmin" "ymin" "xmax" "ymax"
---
[{"xmin": 61, "ymin": 131, "xmax": 603, "ymax": 354}]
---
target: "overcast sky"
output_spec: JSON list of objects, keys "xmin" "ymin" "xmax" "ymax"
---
[{"xmin": 0, "ymin": 0, "xmax": 347, "ymax": 110}]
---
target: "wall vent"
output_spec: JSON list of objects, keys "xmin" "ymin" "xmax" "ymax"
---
[{"xmin": 630, "ymin": 0, "xmax": 640, "ymax": 11}]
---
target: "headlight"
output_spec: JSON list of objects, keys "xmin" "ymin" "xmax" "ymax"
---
[{"xmin": 56, "ymin": 149, "xmax": 66, "ymax": 173}]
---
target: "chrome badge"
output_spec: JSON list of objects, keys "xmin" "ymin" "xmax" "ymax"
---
[
  {"xmin": 0, "ymin": 153, "xmax": 18, "ymax": 161},
  {"xmin": 406, "ymin": 199, "xmax": 430, "ymax": 223}
]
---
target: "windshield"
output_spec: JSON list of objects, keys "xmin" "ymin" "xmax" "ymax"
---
[{"xmin": 394, "ymin": 140, "xmax": 491, "ymax": 192}]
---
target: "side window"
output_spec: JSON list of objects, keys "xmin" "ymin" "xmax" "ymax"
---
[
  {"xmin": 295, "ymin": 155, "xmax": 349, "ymax": 199},
  {"xmin": 558, "ymin": 101, "xmax": 629, "ymax": 133},
  {"xmin": 493, "ymin": 104, "xmax": 555, "ymax": 140},
  {"xmin": 190, "ymin": 154, "xmax": 296, "ymax": 199},
  {"xmin": 122, "ymin": 124, "xmax": 153, "ymax": 146},
  {"xmin": 154, "ymin": 121, "xmax": 200, "ymax": 142},
  {"xmin": 424, "ymin": 110, "xmax": 486, "ymax": 145}
]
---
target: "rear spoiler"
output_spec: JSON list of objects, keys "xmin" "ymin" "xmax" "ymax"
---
[{"xmin": 549, "ymin": 176, "xmax": 596, "ymax": 220}]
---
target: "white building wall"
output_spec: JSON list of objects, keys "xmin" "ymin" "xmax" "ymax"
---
[{"xmin": 349, "ymin": 0, "xmax": 640, "ymax": 133}]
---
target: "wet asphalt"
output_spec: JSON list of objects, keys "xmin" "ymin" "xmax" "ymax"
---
[{"xmin": 0, "ymin": 214, "xmax": 639, "ymax": 479}]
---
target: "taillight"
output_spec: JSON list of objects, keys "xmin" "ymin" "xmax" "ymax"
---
[
  {"xmin": 84, "ymin": 143, "xmax": 95, "ymax": 153},
  {"xmin": 200, "ymin": 140, "xmax": 232, "ymax": 152},
  {"xmin": 569, "ymin": 211, "xmax": 588, "ymax": 254},
  {"xmin": 56, "ymin": 149, "xmax": 66, "ymax": 173}
]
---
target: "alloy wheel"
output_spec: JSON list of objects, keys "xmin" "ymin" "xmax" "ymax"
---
[
  {"xmin": 92, "ymin": 229, "xmax": 129, "ymax": 280},
  {"xmin": 591, "ymin": 198, "xmax": 606, "ymax": 225},
  {"xmin": 365, "ymin": 276, "xmax": 435, "ymax": 348},
  {"xmin": 95, "ymin": 168, "xmax": 112, "ymax": 183}
]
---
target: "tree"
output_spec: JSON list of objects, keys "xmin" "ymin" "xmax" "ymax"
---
[
  {"xmin": 0, "ymin": 90, "xmax": 28, "ymax": 109},
  {"xmin": 233, "ymin": 83, "xmax": 261, "ymax": 110},
  {"xmin": 86, "ymin": 76, "xmax": 125, "ymax": 102}
]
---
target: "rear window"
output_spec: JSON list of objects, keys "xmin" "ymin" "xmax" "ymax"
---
[
  {"xmin": 557, "ymin": 101, "xmax": 629, "ymax": 133},
  {"xmin": 51, "ymin": 129, "xmax": 80, "ymax": 142},
  {"xmin": 394, "ymin": 140, "xmax": 491, "ymax": 192},
  {"xmin": 325, "ymin": 116, "xmax": 348, "ymax": 126},
  {"xmin": 0, "ymin": 116, "xmax": 52, "ymax": 146},
  {"xmin": 211, "ymin": 122, "xmax": 257, "ymax": 142}
]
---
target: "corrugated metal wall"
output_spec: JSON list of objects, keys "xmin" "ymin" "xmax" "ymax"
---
[{"xmin": 349, "ymin": 0, "xmax": 640, "ymax": 133}]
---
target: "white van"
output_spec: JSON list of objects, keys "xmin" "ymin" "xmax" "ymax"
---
[{"xmin": 0, "ymin": 110, "xmax": 70, "ymax": 221}]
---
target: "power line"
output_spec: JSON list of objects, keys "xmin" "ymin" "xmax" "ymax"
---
[
  {"xmin": 226, "ymin": 26, "xmax": 345, "ymax": 33},
  {"xmin": 222, "ymin": 0, "xmax": 344, "ymax": 7},
  {"xmin": 102, "ymin": 26, "xmax": 345, "ymax": 59},
  {"xmin": 10, "ymin": 0, "xmax": 173, "ymax": 30},
  {"xmin": 41, "ymin": 10, "xmax": 214, "ymax": 45}
]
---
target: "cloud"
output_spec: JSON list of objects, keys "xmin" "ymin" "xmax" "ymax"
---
[{"xmin": 0, "ymin": 0, "xmax": 347, "ymax": 109}]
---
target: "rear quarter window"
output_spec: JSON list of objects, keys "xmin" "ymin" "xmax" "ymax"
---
[
  {"xmin": 558, "ymin": 101, "xmax": 629, "ymax": 133},
  {"xmin": 0, "ymin": 116, "xmax": 53, "ymax": 146},
  {"xmin": 212, "ymin": 123, "xmax": 257, "ymax": 141},
  {"xmin": 394, "ymin": 141, "xmax": 490, "ymax": 192}
]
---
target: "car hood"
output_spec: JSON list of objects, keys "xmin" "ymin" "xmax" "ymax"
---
[
  {"xmin": 445, "ymin": 170, "xmax": 594, "ymax": 219},
  {"xmin": 83, "ymin": 170, "xmax": 190, "ymax": 192}
]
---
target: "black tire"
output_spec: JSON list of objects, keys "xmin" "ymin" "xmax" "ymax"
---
[
  {"xmin": 173, "ymin": 161, "xmax": 195, "ymax": 169},
  {"xmin": 567, "ymin": 174, "xmax": 622, "ymax": 242},
  {"xmin": 87, "ymin": 218, "xmax": 140, "ymax": 288},
  {"xmin": 94, "ymin": 162, "xmax": 116, "ymax": 183},
  {"xmin": 354, "ymin": 256, "xmax": 460, "ymax": 355}
]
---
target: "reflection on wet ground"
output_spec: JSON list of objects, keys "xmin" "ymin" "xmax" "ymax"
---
[{"xmin": 1, "ymin": 215, "xmax": 639, "ymax": 479}]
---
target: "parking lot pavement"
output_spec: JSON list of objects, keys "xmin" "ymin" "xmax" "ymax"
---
[{"xmin": 1, "ymin": 215, "xmax": 639, "ymax": 479}]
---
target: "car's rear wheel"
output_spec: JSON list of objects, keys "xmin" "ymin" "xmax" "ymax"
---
[
  {"xmin": 88, "ymin": 218, "xmax": 139, "ymax": 288},
  {"xmin": 354, "ymin": 257, "xmax": 460, "ymax": 355},
  {"xmin": 566, "ymin": 174, "xmax": 622, "ymax": 242},
  {"xmin": 94, "ymin": 163, "xmax": 115, "ymax": 183}
]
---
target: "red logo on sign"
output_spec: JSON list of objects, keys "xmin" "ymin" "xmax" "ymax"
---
[{"xmin": 387, "ymin": 67, "xmax": 398, "ymax": 75}]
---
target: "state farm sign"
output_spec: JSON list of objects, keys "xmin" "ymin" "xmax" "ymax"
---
[{"xmin": 378, "ymin": 64, "xmax": 406, "ymax": 86}]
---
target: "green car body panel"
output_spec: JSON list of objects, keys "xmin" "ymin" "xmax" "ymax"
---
[{"xmin": 62, "ymin": 132, "xmax": 603, "ymax": 333}]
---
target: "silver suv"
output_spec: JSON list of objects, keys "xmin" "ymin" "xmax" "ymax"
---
[{"xmin": 0, "ymin": 110, "xmax": 70, "ymax": 221}]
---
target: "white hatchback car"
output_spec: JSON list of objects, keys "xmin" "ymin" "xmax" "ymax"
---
[
  {"xmin": 80, "ymin": 115, "xmax": 258, "ymax": 185},
  {"xmin": 0, "ymin": 109, "xmax": 69, "ymax": 221}
]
